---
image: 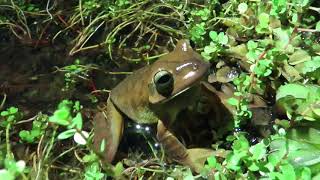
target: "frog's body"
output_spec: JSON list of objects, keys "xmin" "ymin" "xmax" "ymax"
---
[{"xmin": 93, "ymin": 40, "xmax": 212, "ymax": 173}]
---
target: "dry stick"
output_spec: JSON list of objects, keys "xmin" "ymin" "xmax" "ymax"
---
[
  {"xmin": 50, "ymin": 146, "xmax": 78, "ymax": 164},
  {"xmin": 35, "ymin": 20, "xmax": 51, "ymax": 48},
  {"xmin": 49, "ymin": 165, "xmax": 81, "ymax": 174},
  {"xmin": 118, "ymin": 21, "xmax": 142, "ymax": 48},
  {"xmin": 79, "ymin": 0, "xmax": 84, "ymax": 26},
  {"xmin": 69, "ymin": 14, "xmax": 109, "ymax": 55},
  {"xmin": 53, "ymin": 14, "xmax": 82, "ymax": 43},
  {"xmin": 0, "ymin": 22, "xmax": 25, "ymax": 39},
  {"xmin": 0, "ymin": 94, "xmax": 6, "ymax": 110},
  {"xmin": 10, "ymin": 0, "xmax": 31, "ymax": 38}
]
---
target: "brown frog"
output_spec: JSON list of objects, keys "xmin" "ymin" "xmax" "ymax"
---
[{"xmin": 93, "ymin": 40, "xmax": 213, "ymax": 173}]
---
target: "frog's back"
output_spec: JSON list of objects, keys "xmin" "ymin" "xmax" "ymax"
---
[{"xmin": 110, "ymin": 66, "xmax": 159, "ymax": 124}]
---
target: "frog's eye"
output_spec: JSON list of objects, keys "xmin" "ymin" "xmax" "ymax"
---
[{"xmin": 153, "ymin": 70, "xmax": 174, "ymax": 97}]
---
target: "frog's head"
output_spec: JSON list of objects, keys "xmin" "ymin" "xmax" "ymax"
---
[{"xmin": 148, "ymin": 39, "xmax": 210, "ymax": 104}]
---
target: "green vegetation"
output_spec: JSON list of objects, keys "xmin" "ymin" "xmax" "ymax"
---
[{"xmin": 1, "ymin": 0, "xmax": 320, "ymax": 179}]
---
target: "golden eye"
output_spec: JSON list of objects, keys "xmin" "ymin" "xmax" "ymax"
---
[{"xmin": 153, "ymin": 70, "xmax": 174, "ymax": 97}]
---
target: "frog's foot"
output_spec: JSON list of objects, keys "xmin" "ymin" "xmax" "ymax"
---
[
  {"xmin": 184, "ymin": 148, "xmax": 215, "ymax": 173},
  {"xmin": 156, "ymin": 120, "xmax": 214, "ymax": 173},
  {"xmin": 93, "ymin": 98, "xmax": 124, "ymax": 163}
]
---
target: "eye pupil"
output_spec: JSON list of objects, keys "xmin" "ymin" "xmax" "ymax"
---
[
  {"xmin": 156, "ymin": 74, "xmax": 171, "ymax": 84},
  {"xmin": 154, "ymin": 70, "xmax": 174, "ymax": 97}
]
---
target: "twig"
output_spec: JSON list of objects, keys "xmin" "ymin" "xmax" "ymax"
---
[
  {"xmin": 16, "ymin": 115, "xmax": 38, "ymax": 124},
  {"xmin": 0, "ymin": 94, "xmax": 6, "ymax": 110},
  {"xmin": 46, "ymin": 0, "xmax": 53, "ymax": 20}
]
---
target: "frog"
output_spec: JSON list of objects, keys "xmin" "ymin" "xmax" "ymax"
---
[{"xmin": 93, "ymin": 39, "xmax": 214, "ymax": 173}]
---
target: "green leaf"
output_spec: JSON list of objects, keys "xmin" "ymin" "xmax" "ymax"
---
[
  {"xmin": 15, "ymin": 160, "xmax": 26, "ymax": 173},
  {"xmin": 30, "ymin": 129, "xmax": 41, "ymax": 137},
  {"xmin": 7, "ymin": 115, "xmax": 15, "ymax": 122},
  {"xmin": 238, "ymin": 3, "xmax": 248, "ymax": 14},
  {"xmin": 313, "ymin": 107, "xmax": 320, "ymax": 116},
  {"xmin": 71, "ymin": 112, "xmax": 83, "ymax": 129},
  {"xmin": 316, "ymin": 21, "xmax": 320, "ymax": 31},
  {"xmin": 49, "ymin": 107, "xmax": 71, "ymax": 126},
  {"xmin": 291, "ymin": 12, "xmax": 298, "ymax": 24},
  {"xmin": 279, "ymin": 163, "xmax": 296, "ymax": 180},
  {"xmin": 8, "ymin": 107, "xmax": 18, "ymax": 114},
  {"xmin": 270, "ymin": 138, "xmax": 320, "ymax": 168},
  {"xmin": 233, "ymin": 135, "xmax": 250, "ymax": 152},
  {"xmin": 271, "ymin": 0, "xmax": 287, "ymax": 15},
  {"xmin": 19, "ymin": 130, "xmax": 29, "ymax": 138},
  {"xmin": 248, "ymin": 161, "xmax": 260, "ymax": 171},
  {"xmin": 84, "ymin": 162, "xmax": 104, "ymax": 179},
  {"xmin": 49, "ymin": 115, "xmax": 69, "ymax": 126},
  {"xmin": 114, "ymin": 162, "xmax": 124, "ymax": 177},
  {"xmin": 273, "ymin": 28, "xmax": 290, "ymax": 49},
  {"xmin": 227, "ymin": 98, "xmax": 239, "ymax": 106},
  {"xmin": 288, "ymin": 127, "xmax": 320, "ymax": 145},
  {"xmin": 281, "ymin": 63, "xmax": 302, "ymax": 82},
  {"xmin": 57, "ymin": 129, "xmax": 76, "ymax": 140},
  {"xmin": 300, "ymin": 56, "xmax": 320, "ymax": 74},
  {"xmin": 298, "ymin": 167, "xmax": 311, "ymax": 180},
  {"xmin": 218, "ymin": 32, "xmax": 228, "ymax": 45},
  {"xmin": 226, "ymin": 153, "xmax": 241, "ymax": 171},
  {"xmin": 74, "ymin": 101, "xmax": 81, "ymax": 111},
  {"xmin": 58, "ymin": 100, "xmax": 73, "ymax": 109},
  {"xmin": 204, "ymin": 45, "xmax": 217, "ymax": 54},
  {"xmin": 209, "ymin": 31, "xmax": 218, "ymax": 41},
  {"xmin": 193, "ymin": 8, "xmax": 210, "ymax": 21},
  {"xmin": 207, "ymin": 155, "xmax": 217, "ymax": 168},
  {"xmin": 269, "ymin": 171, "xmax": 284, "ymax": 179},
  {"xmin": 249, "ymin": 142, "xmax": 267, "ymax": 160},
  {"xmin": 1, "ymin": 111, "xmax": 9, "ymax": 116},
  {"xmin": 264, "ymin": 162, "xmax": 275, "ymax": 172},
  {"xmin": 0, "ymin": 169, "xmax": 14, "ymax": 180},
  {"xmin": 247, "ymin": 40, "xmax": 258, "ymax": 50},
  {"xmin": 19, "ymin": 130, "xmax": 34, "ymax": 143},
  {"xmin": 190, "ymin": 22, "xmax": 206, "ymax": 43},
  {"xmin": 299, "ymin": 0, "xmax": 309, "ymax": 7},
  {"xmin": 258, "ymin": 13, "xmax": 270, "ymax": 28},
  {"xmin": 288, "ymin": 50, "xmax": 311, "ymax": 65},
  {"xmin": 276, "ymin": 83, "xmax": 320, "ymax": 100},
  {"xmin": 83, "ymin": 153, "xmax": 98, "ymax": 163}
]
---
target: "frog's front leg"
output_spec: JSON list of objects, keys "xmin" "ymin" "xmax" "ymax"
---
[
  {"xmin": 93, "ymin": 97, "xmax": 124, "ymax": 163},
  {"xmin": 156, "ymin": 120, "xmax": 213, "ymax": 173}
]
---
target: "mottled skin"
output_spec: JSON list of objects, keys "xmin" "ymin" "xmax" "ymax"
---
[{"xmin": 93, "ymin": 40, "xmax": 212, "ymax": 172}]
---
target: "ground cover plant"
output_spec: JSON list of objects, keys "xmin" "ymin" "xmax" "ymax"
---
[{"xmin": 0, "ymin": 0, "xmax": 320, "ymax": 179}]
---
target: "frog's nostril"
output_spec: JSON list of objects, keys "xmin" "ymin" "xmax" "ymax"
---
[{"xmin": 154, "ymin": 70, "xmax": 174, "ymax": 97}]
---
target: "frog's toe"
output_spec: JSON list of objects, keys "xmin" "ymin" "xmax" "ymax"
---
[{"xmin": 185, "ymin": 148, "xmax": 215, "ymax": 173}]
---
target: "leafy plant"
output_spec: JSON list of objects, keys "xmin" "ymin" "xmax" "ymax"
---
[
  {"xmin": 54, "ymin": 59, "xmax": 96, "ymax": 91},
  {"xmin": 202, "ymin": 131, "xmax": 313, "ymax": 179},
  {"xmin": 0, "ymin": 107, "xmax": 21, "ymax": 127},
  {"xmin": 276, "ymin": 83, "xmax": 320, "ymax": 121},
  {"xmin": 19, "ymin": 113, "xmax": 48, "ymax": 143},
  {"xmin": 48, "ymin": 100, "xmax": 87, "ymax": 143},
  {"xmin": 201, "ymin": 31, "xmax": 229, "ymax": 61},
  {"xmin": 0, "ymin": 158, "xmax": 26, "ymax": 180}
]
